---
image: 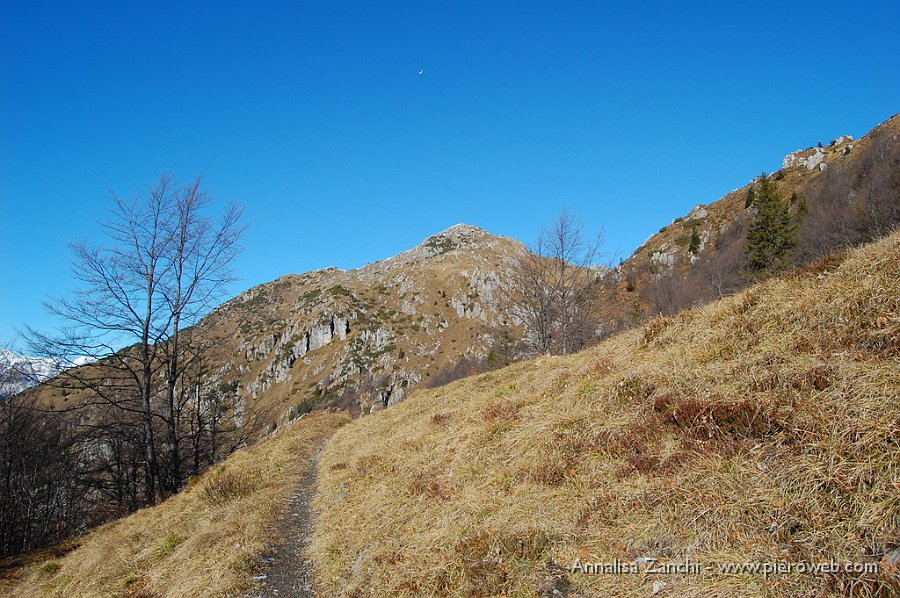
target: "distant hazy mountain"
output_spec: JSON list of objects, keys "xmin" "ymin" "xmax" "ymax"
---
[
  {"xmin": 0, "ymin": 349, "xmax": 61, "ymax": 396},
  {"xmin": 0, "ymin": 349, "xmax": 92, "ymax": 396}
]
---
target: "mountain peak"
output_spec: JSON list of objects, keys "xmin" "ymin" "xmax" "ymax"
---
[
  {"xmin": 438, "ymin": 223, "xmax": 486, "ymax": 235},
  {"xmin": 384, "ymin": 223, "xmax": 504, "ymax": 263},
  {"xmin": 420, "ymin": 222, "xmax": 488, "ymax": 248}
]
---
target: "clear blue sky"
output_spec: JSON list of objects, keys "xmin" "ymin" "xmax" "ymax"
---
[{"xmin": 2, "ymin": 0, "xmax": 898, "ymax": 344}]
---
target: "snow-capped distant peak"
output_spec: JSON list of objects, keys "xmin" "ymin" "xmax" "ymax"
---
[{"xmin": 0, "ymin": 349, "xmax": 92, "ymax": 396}]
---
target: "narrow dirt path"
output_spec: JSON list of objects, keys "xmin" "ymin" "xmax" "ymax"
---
[{"xmin": 246, "ymin": 444, "xmax": 325, "ymax": 598}]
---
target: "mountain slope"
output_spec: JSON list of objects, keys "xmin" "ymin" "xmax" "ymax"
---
[
  {"xmin": 602, "ymin": 114, "xmax": 900, "ymax": 330},
  {"xmin": 6, "ymin": 116, "xmax": 898, "ymax": 596},
  {"xmin": 34, "ymin": 224, "xmax": 526, "ymax": 428},
  {"xmin": 31, "ymin": 116, "xmax": 899, "ymax": 435},
  {"xmin": 310, "ymin": 231, "xmax": 900, "ymax": 597},
  {"xmin": 196, "ymin": 223, "xmax": 525, "ymax": 420},
  {"xmin": 7, "ymin": 232, "xmax": 895, "ymax": 597},
  {"xmin": 158, "ymin": 106, "xmax": 899, "ymax": 431},
  {"xmin": 10, "ymin": 114, "xmax": 897, "ymax": 592},
  {"xmin": 177, "ymin": 113, "xmax": 899, "ymax": 428}
]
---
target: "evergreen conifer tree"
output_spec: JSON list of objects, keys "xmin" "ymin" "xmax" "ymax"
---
[
  {"xmin": 746, "ymin": 176, "xmax": 795, "ymax": 272},
  {"xmin": 688, "ymin": 225, "xmax": 701, "ymax": 254}
]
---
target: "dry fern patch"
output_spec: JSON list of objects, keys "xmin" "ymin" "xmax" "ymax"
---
[
  {"xmin": 3, "ymin": 412, "xmax": 349, "ymax": 598},
  {"xmin": 311, "ymin": 232, "xmax": 900, "ymax": 597}
]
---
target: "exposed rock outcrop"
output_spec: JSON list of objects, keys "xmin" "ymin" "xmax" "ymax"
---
[
  {"xmin": 783, "ymin": 146, "xmax": 827, "ymax": 170},
  {"xmin": 650, "ymin": 244, "xmax": 678, "ymax": 269},
  {"xmin": 782, "ymin": 135, "xmax": 853, "ymax": 170}
]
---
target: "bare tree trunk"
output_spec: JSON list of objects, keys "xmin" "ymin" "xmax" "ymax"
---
[
  {"xmin": 164, "ymin": 318, "xmax": 181, "ymax": 494},
  {"xmin": 18, "ymin": 172, "xmax": 245, "ymax": 552},
  {"xmin": 140, "ymin": 297, "xmax": 160, "ymax": 504}
]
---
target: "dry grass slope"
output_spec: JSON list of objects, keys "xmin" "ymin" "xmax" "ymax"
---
[
  {"xmin": 312, "ymin": 232, "xmax": 900, "ymax": 597},
  {"xmin": 3, "ymin": 412, "xmax": 349, "ymax": 598}
]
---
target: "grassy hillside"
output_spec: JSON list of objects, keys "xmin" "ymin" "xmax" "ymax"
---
[
  {"xmin": 2, "ymin": 412, "xmax": 349, "ymax": 598},
  {"xmin": 311, "ymin": 232, "xmax": 900, "ymax": 597},
  {"xmin": 3, "ymin": 233, "xmax": 896, "ymax": 598}
]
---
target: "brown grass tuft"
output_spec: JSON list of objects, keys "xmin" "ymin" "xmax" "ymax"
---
[
  {"xmin": 429, "ymin": 412, "xmax": 451, "ymax": 424},
  {"xmin": 451, "ymin": 529, "xmax": 553, "ymax": 594},
  {"xmin": 797, "ymin": 363, "xmax": 837, "ymax": 390},
  {"xmin": 663, "ymin": 397, "xmax": 782, "ymax": 440},
  {"xmin": 408, "ymin": 469, "xmax": 454, "ymax": 500},
  {"xmin": 640, "ymin": 316, "xmax": 673, "ymax": 347},
  {"xmin": 481, "ymin": 400, "xmax": 518, "ymax": 423},
  {"xmin": 200, "ymin": 469, "xmax": 261, "ymax": 506}
]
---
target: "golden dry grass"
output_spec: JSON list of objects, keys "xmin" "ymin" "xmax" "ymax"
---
[
  {"xmin": 311, "ymin": 232, "xmax": 900, "ymax": 597},
  {"xmin": 3, "ymin": 412, "xmax": 349, "ymax": 598}
]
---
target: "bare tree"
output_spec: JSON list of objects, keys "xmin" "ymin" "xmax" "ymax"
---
[
  {"xmin": 158, "ymin": 178, "xmax": 244, "ymax": 493},
  {"xmin": 28, "ymin": 178, "xmax": 178, "ymax": 502},
  {"xmin": 642, "ymin": 271, "xmax": 678, "ymax": 317},
  {"xmin": 27, "ymin": 174, "xmax": 245, "ymax": 504},
  {"xmin": 509, "ymin": 209, "xmax": 605, "ymax": 355}
]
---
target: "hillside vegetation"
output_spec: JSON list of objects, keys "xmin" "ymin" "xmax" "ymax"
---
[
  {"xmin": 2, "ymin": 413, "xmax": 349, "ymax": 598},
  {"xmin": 311, "ymin": 232, "xmax": 900, "ymax": 597},
  {"xmin": 606, "ymin": 115, "xmax": 899, "ymax": 331}
]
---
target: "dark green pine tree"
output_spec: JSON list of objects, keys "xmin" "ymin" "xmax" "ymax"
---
[
  {"xmin": 745, "ymin": 176, "xmax": 796, "ymax": 272},
  {"xmin": 688, "ymin": 225, "xmax": 701, "ymax": 254}
]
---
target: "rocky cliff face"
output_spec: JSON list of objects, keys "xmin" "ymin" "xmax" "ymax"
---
[{"xmin": 195, "ymin": 224, "xmax": 526, "ymax": 426}]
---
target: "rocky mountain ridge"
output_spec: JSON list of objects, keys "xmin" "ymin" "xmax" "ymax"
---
[{"xmin": 176, "ymin": 223, "xmax": 527, "ymax": 426}]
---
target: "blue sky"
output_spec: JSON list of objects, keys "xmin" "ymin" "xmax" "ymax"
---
[{"xmin": 1, "ymin": 0, "xmax": 898, "ymax": 343}]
